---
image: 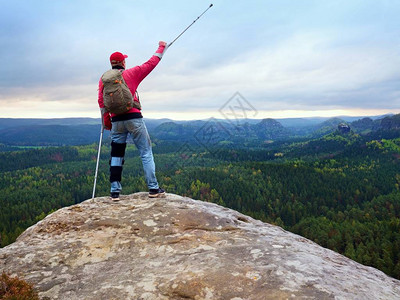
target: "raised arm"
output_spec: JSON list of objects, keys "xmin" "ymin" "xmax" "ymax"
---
[{"xmin": 123, "ymin": 41, "xmax": 167, "ymax": 84}]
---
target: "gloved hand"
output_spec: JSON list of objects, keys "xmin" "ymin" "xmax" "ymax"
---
[
  {"xmin": 155, "ymin": 41, "xmax": 168, "ymax": 59},
  {"xmin": 103, "ymin": 112, "xmax": 112, "ymax": 130},
  {"xmin": 100, "ymin": 107, "xmax": 112, "ymax": 130}
]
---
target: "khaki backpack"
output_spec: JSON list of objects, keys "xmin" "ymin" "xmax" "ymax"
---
[{"xmin": 101, "ymin": 69, "xmax": 141, "ymax": 114}]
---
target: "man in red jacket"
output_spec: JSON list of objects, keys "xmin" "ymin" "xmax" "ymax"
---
[{"xmin": 98, "ymin": 41, "xmax": 167, "ymax": 200}]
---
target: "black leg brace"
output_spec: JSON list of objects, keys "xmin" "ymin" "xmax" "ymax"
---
[{"xmin": 110, "ymin": 141, "xmax": 126, "ymax": 183}]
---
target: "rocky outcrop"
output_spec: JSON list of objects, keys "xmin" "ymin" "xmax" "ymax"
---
[
  {"xmin": 1, "ymin": 193, "xmax": 400, "ymax": 299},
  {"xmin": 338, "ymin": 123, "xmax": 350, "ymax": 134}
]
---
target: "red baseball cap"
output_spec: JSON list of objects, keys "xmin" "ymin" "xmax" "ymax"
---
[{"xmin": 110, "ymin": 52, "xmax": 128, "ymax": 63}]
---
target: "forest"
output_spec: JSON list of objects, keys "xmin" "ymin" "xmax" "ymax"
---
[{"xmin": 0, "ymin": 119, "xmax": 400, "ymax": 280}]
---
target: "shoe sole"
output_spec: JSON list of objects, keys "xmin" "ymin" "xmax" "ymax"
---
[
  {"xmin": 149, "ymin": 192, "xmax": 166, "ymax": 198},
  {"xmin": 111, "ymin": 197, "xmax": 120, "ymax": 201}
]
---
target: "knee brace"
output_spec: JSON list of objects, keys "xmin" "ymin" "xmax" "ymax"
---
[
  {"xmin": 110, "ymin": 142, "xmax": 126, "ymax": 183},
  {"xmin": 111, "ymin": 141, "xmax": 127, "ymax": 157}
]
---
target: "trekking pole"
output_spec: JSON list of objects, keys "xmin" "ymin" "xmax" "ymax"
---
[
  {"xmin": 92, "ymin": 118, "xmax": 104, "ymax": 200},
  {"xmin": 168, "ymin": 4, "xmax": 213, "ymax": 48}
]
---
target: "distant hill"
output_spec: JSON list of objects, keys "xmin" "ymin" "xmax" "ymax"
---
[
  {"xmin": 276, "ymin": 117, "xmax": 326, "ymax": 128},
  {"xmin": 143, "ymin": 118, "xmax": 174, "ymax": 131},
  {"xmin": 152, "ymin": 122, "xmax": 188, "ymax": 140},
  {"xmin": 253, "ymin": 118, "xmax": 291, "ymax": 140},
  {"xmin": 350, "ymin": 117, "xmax": 375, "ymax": 133},
  {"xmin": 0, "ymin": 117, "xmax": 173, "ymax": 131},
  {"xmin": 151, "ymin": 118, "xmax": 292, "ymax": 145},
  {"xmin": 311, "ymin": 117, "xmax": 347, "ymax": 137},
  {"xmin": 0, "ymin": 124, "xmax": 108, "ymax": 146},
  {"xmin": 0, "ymin": 118, "xmax": 99, "ymax": 130},
  {"xmin": 379, "ymin": 114, "xmax": 400, "ymax": 130},
  {"xmin": 0, "ymin": 114, "xmax": 398, "ymax": 146},
  {"xmin": 349, "ymin": 114, "xmax": 400, "ymax": 136}
]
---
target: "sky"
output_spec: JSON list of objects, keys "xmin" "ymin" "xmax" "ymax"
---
[{"xmin": 0, "ymin": 0, "xmax": 399, "ymax": 120}]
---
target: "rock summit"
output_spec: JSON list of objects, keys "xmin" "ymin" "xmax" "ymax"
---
[{"xmin": 1, "ymin": 193, "xmax": 399, "ymax": 299}]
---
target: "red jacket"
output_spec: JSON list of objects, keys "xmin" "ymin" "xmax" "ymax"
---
[{"xmin": 98, "ymin": 44, "xmax": 166, "ymax": 119}]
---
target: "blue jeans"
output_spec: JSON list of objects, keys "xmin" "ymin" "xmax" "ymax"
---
[{"xmin": 110, "ymin": 118, "xmax": 159, "ymax": 193}]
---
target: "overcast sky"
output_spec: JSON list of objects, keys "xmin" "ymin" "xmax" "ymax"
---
[{"xmin": 1, "ymin": 0, "xmax": 399, "ymax": 120}]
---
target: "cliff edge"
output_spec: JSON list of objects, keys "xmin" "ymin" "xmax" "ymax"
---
[{"xmin": 1, "ymin": 193, "xmax": 399, "ymax": 299}]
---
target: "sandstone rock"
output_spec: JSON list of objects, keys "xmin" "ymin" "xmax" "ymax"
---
[
  {"xmin": 338, "ymin": 123, "xmax": 350, "ymax": 134},
  {"xmin": 1, "ymin": 193, "xmax": 399, "ymax": 299}
]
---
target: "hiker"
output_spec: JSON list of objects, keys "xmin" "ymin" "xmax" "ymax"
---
[{"xmin": 98, "ymin": 41, "xmax": 167, "ymax": 200}]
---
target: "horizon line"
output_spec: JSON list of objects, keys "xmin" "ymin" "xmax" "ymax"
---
[{"xmin": 0, "ymin": 112, "xmax": 397, "ymax": 122}]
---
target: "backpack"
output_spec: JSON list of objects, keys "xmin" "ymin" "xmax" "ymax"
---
[{"xmin": 101, "ymin": 69, "xmax": 141, "ymax": 114}]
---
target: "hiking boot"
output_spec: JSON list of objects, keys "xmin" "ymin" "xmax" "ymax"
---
[
  {"xmin": 111, "ymin": 192, "xmax": 120, "ymax": 201},
  {"xmin": 149, "ymin": 188, "xmax": 166, "ymax": 198}
]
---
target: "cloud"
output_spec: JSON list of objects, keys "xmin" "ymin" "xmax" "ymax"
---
[
  {"xmin": 142, "ymin": 31, "xmax": 400, "ymax": 113},
  {"xmin": 0, "ymin": 0, "xmax": 399, "ymax": 119}
]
